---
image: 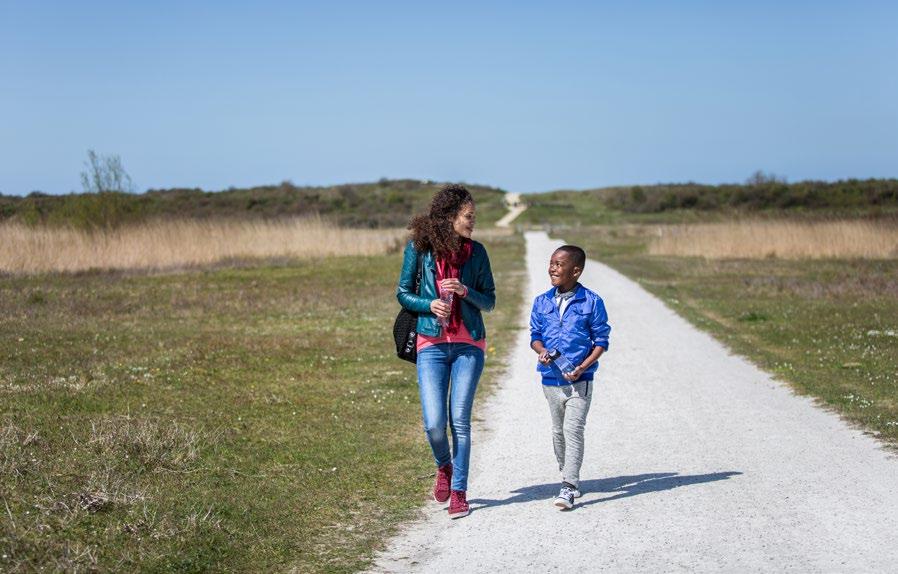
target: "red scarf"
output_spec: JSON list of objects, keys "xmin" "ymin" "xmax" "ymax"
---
[{"xmin": 435, "ymin": 238, "xmax": 473, "ymax": 334}]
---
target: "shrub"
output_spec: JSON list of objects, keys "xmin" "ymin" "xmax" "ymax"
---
[{"xmin": 605, "ymin": 178, "xmax": 898, "ymax": 213}]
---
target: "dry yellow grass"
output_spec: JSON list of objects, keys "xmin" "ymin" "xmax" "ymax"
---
[
  {"xmin": 472, "ymin": 226, "xmax": 514, "ymax": 240},
  {"xmin": 0, "ymin": 218, "xmax": 408, "ymax": 274},
  {"xmin": 648, "ymin": 220, "xmax": 898, "ymax": 259}
]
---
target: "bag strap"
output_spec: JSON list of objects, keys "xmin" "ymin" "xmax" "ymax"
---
[{"xmin": 414, "ymin": 251, "xmax": 423, "ymax": 296}]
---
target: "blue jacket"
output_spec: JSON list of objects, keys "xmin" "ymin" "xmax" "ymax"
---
[
  {"xmin": 529, "ymin": 283, "xmax": 611, "ymax": 385},
  {"xmin": 396, "ymin": 240, "xmax": 496, "ymax": 340}
]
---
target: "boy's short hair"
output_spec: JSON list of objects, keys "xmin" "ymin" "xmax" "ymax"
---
[{"xmin": 555, "ymin": 245, "xmax": 586, "ymax": 269}]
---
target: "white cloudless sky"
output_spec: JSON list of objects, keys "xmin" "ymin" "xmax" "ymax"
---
[{"xmin": 2, "ymin": 0, "xmax": 897, "ymax": 195}]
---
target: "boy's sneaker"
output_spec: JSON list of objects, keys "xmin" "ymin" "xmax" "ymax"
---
[
  {"xmin": 554, "ymin": 485, "xmax": 576, "ymax": 510},
  {"xmin": 448, "ymin": 490, "xmax": 470, "ymax": 519},
  {"xmin": 559, "ymin": 481, "xmax": 582, "ymax": 497},
  {"xmin": 433, "ymin": 463, "xmax": 452, "ymax": 503}
]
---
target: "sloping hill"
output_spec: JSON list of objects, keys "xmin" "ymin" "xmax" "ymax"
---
[
  {"xmin": 521, "ymin": 178, "xmax": 898, "ymax": 225},
  {"xmin": 0, "ymin": 179, "xmax": 509, "ymax": 229}
]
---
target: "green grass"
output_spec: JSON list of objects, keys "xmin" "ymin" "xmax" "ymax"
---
[
  {"xmin": 0, "ymin": 232, "xmax": 524, "ymax": 572},
  {"xmin": 518, "ymin": 189, "xmax": 762, "ymax": 227},
  {"xmin": 563, "ymin": 226, "xmax": 898, "ymax": 447}
]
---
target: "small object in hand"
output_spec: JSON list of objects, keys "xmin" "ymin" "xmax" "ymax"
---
[
  {"xmin": 546, "ymin": 348, "xmax": 575, "ymax": 376},
  {"xmin": 439, "ymin": 290, "xmax": 454, "ymax": 327}
]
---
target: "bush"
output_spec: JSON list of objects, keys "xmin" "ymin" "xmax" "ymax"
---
[
  {"xmin": 48, "ymin": 192, "xmax": 147, "ymax": 230},
  {"xmin": 0, "ymin": 179, "xmax": 508, "ymax": 229},
  {"xmin": 604, "ymin": 178, "xmax": 898, "ymax": 213}
]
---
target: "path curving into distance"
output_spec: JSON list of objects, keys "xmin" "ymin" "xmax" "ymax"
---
[
  {"xmin": 495, "ymin": 192, "xmax": 527, "ymax": 228},
  {"xmin": 369, "ymin": 231, "xmax": 898, "ymax": 573}
]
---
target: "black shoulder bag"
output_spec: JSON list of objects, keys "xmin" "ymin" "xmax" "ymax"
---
[{"xmin": 392, "ymin": 252, "xmax": 423, "ymax": 363}]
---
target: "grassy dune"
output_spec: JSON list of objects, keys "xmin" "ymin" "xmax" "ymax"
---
[
  {"xmin": 0, "ymin": 179, "xmax": 509, "ymax": 230},
  {"xmin": 520, "ymin": 178, "xmax": 898, "ymax": 226},
  {"xmin": 0, "ymin": 231, "xmax": 525, "ymax": 572}
]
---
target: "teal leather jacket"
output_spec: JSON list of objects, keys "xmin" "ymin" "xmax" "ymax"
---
[{"xmin": 396, "ymin": 240, "xmax": 496, "ymax": 340}]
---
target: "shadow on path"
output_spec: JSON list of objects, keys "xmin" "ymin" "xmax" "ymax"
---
[{"xmin": 469, "ymin": 471, "xmax": 742, "ymax": 511}]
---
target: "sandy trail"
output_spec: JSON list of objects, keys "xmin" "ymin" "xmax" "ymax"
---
[
  {"xmin": 495, "ymin": 193, "xmax": 526, "ymax": 228},
  {"xmin": 369, "ymin": 231, "xmax": 898, "ymax": 573}
]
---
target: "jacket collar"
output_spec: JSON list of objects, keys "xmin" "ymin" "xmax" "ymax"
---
[{"xmin": 542, "ymin": 283, "xmax": 585, "ymax": 303}]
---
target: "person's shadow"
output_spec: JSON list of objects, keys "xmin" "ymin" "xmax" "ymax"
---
[{"xmin": 468, "ymin": 471, "xmax": 742, "ymax": 511}]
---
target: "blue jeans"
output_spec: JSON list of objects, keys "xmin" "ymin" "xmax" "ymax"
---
[{"xmin": 416, "ymin": 343, "xmax": 485, "ymax": 492}]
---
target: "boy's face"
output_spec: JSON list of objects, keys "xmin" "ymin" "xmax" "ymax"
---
[{"xmin": 548, "ymin": 250, "xmax": 581, "ymax": 290}]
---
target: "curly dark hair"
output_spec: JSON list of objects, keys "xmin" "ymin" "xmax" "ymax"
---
[{"xmin": 408, "ymin": 184, "xmax": 474, "ymax": 258}]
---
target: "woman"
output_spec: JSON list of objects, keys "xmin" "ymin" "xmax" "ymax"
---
[{"xmin": 396, "ymin": 184, "xmax": 495, "ymax": 519}]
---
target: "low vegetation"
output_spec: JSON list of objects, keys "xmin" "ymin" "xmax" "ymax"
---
[
  {"xmin": 521, "ymin": 177, "xmax": 898, "ymax": 226},
  {"xmin": 0, "ymin": 218, "xmax": 407, "ymax": 275},
  {"xmin": 0, "ymin": 230, "xmax": 524, "ymax": 572},
  {"xmin": 0, "ymin": 179, "xmax": 508, "ymax": 230},
  {"xmin": 604, "ymin": 177, "xmax": 898, "ymax": 214}
]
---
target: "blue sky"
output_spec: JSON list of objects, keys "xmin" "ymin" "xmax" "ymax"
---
[{"xmin": 2, "ymin": 0, "xmax": 897, "ymax": 195}]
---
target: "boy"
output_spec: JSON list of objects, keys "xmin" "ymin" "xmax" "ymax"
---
[{"xmin": 530, "ymin": 245, "xmax": 611, "ymax": 510}]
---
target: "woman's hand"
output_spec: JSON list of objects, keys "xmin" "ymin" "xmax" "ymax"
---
[
  {"xmin": 440, "ymin": 278, "xmax": 466, "ymax": 296},
  {"xmin": 430, "ymin": 298, "xmax": 451, "ymax": 319}
]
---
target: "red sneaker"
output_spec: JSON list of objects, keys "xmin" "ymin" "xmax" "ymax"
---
[
  {"xmin": 448, "ymin": 490, "xmax": 470, "ymax": 519},
  {"xmin": 433, "ymin": 463, "xmax": 452, "ymax": 503}
]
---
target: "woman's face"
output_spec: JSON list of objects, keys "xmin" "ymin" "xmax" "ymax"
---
[{"xmin": 451, "ymin": 202, "xmax": 476, "ymax": 238}]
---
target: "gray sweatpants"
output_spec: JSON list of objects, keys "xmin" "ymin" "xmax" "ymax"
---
[{"xmin": 542, "ymin": 380, "xmax": 592, "ymax": 489}]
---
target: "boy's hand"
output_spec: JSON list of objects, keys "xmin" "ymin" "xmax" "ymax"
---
[
  {"xmin": 563, "ymin": 365, "xmax": 585, "ymax": 382},
  {"xmin": 537, "ymin": 349, "xmax": 551, "ymax": 365},
  {"xmin": 440, "ymin": 278, "xmax": 466, "ymax": 295}
]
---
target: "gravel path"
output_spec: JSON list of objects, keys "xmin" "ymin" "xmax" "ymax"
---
[{"xmin": 369, "ymin": 231, "xmax": 898, "ymax": 573}]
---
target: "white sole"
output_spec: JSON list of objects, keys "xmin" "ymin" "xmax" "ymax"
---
[
  {"xmin": 554, "ymin": 498, "xmax": 573, "ymax": 510},
  {"xmin": 448, "ymin": 509, "xmax": 470, "ymax": 519}
]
